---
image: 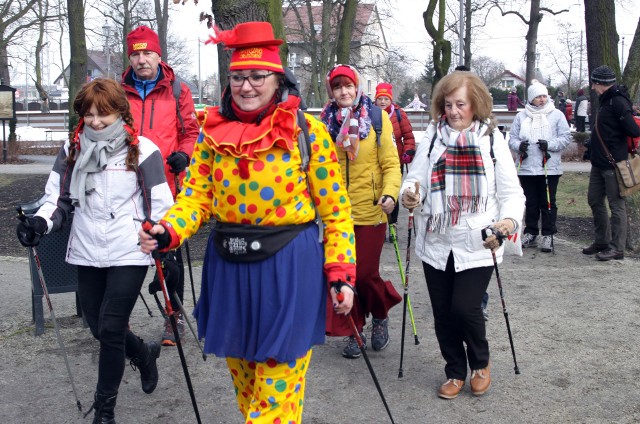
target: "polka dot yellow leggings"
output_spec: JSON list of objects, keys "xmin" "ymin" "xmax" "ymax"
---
[{"xmin": 226, "ymin": 350, "xmax": 313, "ymax": 424}]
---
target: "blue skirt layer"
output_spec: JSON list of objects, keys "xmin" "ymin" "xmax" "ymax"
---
[{"xmin": 194, "ymin": 224, "xmax": 326, "ymax": 363}]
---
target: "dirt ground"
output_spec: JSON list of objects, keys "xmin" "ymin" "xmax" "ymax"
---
[{"xmin": 1, "ymin": 173, "xmax": 640, "ymax": 423}]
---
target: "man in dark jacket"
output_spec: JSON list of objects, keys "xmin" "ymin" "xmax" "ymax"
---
[
  {"xmin": 122, "ymin": 26, "xmax": 200, "ymax": 345},
  {"xmin": 582, "ymin": 65, "xmax": 640, "ymax": 261}
]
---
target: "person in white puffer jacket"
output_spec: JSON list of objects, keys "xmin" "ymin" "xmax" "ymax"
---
[
  {"xmin": 400, "ymin": 71, "xmax": 524, "ymax": 400},
  {"xmin": 15, "ymin": 79, "xmax": 174, "ymax": 423},
  {"xmin": 508, "ymin": 80, "xmax": 572, "ymax": 253}
]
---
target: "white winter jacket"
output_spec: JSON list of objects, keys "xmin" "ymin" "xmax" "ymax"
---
[
  {"xmin": 401, "ymin": 123, "xmax": 525, "ymax": 272},
  {"xmin": 508, "ymin": 107, "xmax": 572, "ymax": 176},
  {"xmin": 36, "ymin": 136, "xmax": 174, "ymax": 267}
]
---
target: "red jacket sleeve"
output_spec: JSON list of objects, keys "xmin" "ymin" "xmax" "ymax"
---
[
  {"xmin": 398, "ymin": 108, "xmax": 416, "ymax": 154},
  {"xmin": 176, "ymin": 83, "xmax": 200, "ymax": 159}
]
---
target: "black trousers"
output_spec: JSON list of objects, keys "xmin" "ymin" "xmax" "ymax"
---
[
  {"xmin": 576, "ymin": 116, "xmax": 586, "ymax": 132},
  {"xmin": 519, "ymin": 174, "xmax": 560, "ymax": 236},
  {"xmin": 423, "ymin": 253, "xmax": 493, "ymax": 380},
  {"xmin": 78, "ymin": 265, "xmax": 147, "ymax": 395}
]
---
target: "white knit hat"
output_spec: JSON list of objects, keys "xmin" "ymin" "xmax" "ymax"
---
[{"xmin": 527, "ymin": 80, "xmax": 548, "ymax": 101}]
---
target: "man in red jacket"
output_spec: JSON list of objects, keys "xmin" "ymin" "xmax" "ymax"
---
[
  {"xmin": 122, "ymin": 26, "xmax": 200, "ymax": 346},
  {"xmin": 374, "ymin": 82, "xmax": 416, "ymax": 241}
]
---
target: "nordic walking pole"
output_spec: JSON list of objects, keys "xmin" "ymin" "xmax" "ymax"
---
[
  {"xmin": 334, "ymin": 289, "xmax": 396, "ymax": 424},
  {"xmin": 172, "ymin": 294, "xmax": 207, "ymax": 361},
  {"xmin": 174, "ymin": 175, "xmax": 197, "ymax": 305},
  {"xmin": 397, "ymin": 181, "xmax": 420, "ymax": 379},
  {"xmin": 138, "ymin": 292, "xmax": 153, "ymax": 317},
  {"xmin": 16, "ymin": 207, "xmax": 83, "ymax": 412},
  {"xmin": 141, "ymin": 219, "xmax": 203, "ymax": 424},
  {"xmin": 482, "ymin": 227, "xmax": 521, "ymax": 375},
  {"xmin": 388, "ymin": 223, "xmax": 419, "ymax": 346},
  {"xmin": 540, "ymin": 143, "xmax": 555, "ymax": 254}
]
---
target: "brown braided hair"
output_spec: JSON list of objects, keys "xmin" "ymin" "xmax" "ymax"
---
[{"xmin": 68, "ymin": 78, "xmax": 140, "ymax": 170}]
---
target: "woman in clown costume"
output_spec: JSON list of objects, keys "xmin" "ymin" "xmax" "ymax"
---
[{"xmin": 139, "ymin": 22, "xmax": 356, "ymax": 423}]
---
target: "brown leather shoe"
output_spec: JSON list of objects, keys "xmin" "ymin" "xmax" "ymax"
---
[
  {"xmin": 595, "ymin": 248, "xmax": 624, "ymax": 261},
  {"xmin": 438, "ymin": 378, "xmax": 465, "ymax": 399},
  {"xmin": 470, "ymin": 363, "xmax": 491, "ymax": 396},
  {"xmin": 582, "ymin": 243, "xmax": 608, "ymax": 255}
]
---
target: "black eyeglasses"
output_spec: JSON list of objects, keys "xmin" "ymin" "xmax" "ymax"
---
[{"xmin": 228, "ymin": 73, "xmax": 275, "ymax": 87}]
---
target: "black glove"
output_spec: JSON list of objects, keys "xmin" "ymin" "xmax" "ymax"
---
[
  {"xmin": 583, "ymin": 140, "xmax": 591, "ymax": 160},
  {"xmin": 538, "ymin": 139, "xmax": 548, "ymax": 151},
  {"xmin": 149, "ymin": 252, "xmax": 181, "ymax": 295},
  {"xmin": 519, "ymin": 141, "xmax": 529, "ymax": 154},
  {"xmin": 166, "ymin": 151, "xmax": 189, "ymax": 174},
  {"xmin": 16, "ymin": 216, "xmax": 47, "ymax": 247}
]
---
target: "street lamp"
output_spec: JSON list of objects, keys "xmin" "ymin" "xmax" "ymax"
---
[{"xmin": 102, "ymin": 20, "xmax": 112, "ymax": 79}]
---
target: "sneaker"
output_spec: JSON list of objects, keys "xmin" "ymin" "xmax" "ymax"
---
[
  {"xmin": 371, "ymin": 317, "xmax": 390, "ymax": 351},
  {"xmin": 438, "ymin": 378, "xmax": 465, "ymax": 399},
  {"xmin": 540, "ymin": 235, "xmax": 553, "ymax": 252},
  {"xmin": 595, "ymin": 248, "xmax": 624, "ymax": 261},
  {"xmin": 582, "ymin": 243, "xmax": 608, "ymax": 255},
  {"xmin": 342, "ymin": 333, "xmax": 367, "ymax": 359},
  {"xmin": 161, "ymin": 312, "xmax": 185, "ymax": 346},
  {"xmin": 470, "ymin": 363, "xmax": 491, "ymax": 396},
  {"xmin": 522, "ymin": 233, "xmax": 537, "ymax": 248}
]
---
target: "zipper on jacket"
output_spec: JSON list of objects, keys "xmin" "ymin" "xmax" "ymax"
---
[
  {"xmin": 140, "ymin": 97, "xmax": 146, "ymax": 136},
  {"xmin": 371, "ymin": 173, "xmax": 377, "ymax": 206},
  {"xmin": 149, "ymin": 99, "xmax": 155, "ymax": 129}
]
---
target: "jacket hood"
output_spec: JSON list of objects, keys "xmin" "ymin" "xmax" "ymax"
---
[{"xmin": 600, "ymin": 84, "xmax": 632, "ymax": 105}]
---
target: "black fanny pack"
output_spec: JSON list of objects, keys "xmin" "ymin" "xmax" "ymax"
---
[{"xmin": 212, "ymin": 221, "xmax": 314, "ymax": 263}]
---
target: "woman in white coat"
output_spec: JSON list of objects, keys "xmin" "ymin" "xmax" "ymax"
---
[
  {"xmin": 16, "ymin": 79, "xmax": 174, "ymax": 423},
  {"xmin": 508, "ymin": 80, "xmax": 572, "ymax": 252},
  {"xmin": 401, "ymin": 71, "xmax": 524, "ymax": 400}
]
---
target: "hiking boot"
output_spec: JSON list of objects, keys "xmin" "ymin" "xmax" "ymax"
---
[
  {"xmin": 540, "ymin": 235, "xmax": 553, "ymax": 253},
  {"xmin": 130, "ymin": 340, "xmax": 161, "ymax": 394},
  {"xmin": 371, "ymin": 317, "xmax": 390, "ymax": 351},
  {"xmin": 438, "ymin": 378, "xmax": 465, "ymax": 399},
  {"xmin": 161, "ymin": 312, "xmax": 185, "ymax": 346},
  {"xmin": 522, "ymin": 233, "xmax": 537, "ymax": 248},
  {"xmin": 342, "ymin": 333, "xmax": 366, "ymax": 359},
  {"xmin": 470, "ymin": 363, "xmax": 491, "ymax": 396},
  {"xmin": 595, "ymin": 248, "xmax": 624, "ymax": 261},
  {"xmin": 582, "ymin": 243, "xmax": 608, "ymax": 255},
  {"xmin": 85, "ymin": 392, "xmax": 117, "ymax": 424}
]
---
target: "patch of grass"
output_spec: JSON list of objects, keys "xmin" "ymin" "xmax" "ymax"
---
[
  {"xmin": 557, "ymin": 172, "xmax": 591, "ymax": 218},
  {"xmin": 0, "ymin": 174, "xmax": 20, "ymax": 189}
]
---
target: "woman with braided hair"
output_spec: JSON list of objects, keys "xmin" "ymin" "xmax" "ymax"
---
[{"xmin": 16, "ymin": 78, "xmax": 174, "ymax": 423}]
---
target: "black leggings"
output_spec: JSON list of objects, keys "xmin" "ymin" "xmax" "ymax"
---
[
  {"xmin": 423, "ymin": 253, "xmax": 493, "ymax": 380},
  {"xmin": 78, "ymin": 265, "xmax": 147, "ymax": 395}
]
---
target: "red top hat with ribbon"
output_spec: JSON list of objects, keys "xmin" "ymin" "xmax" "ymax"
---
[{"xmin": 207, "ymin": 21, "xmax": 284, "ymax": 73}]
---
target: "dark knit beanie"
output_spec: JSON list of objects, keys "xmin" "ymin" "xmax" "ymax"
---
[{"xmin": 591, "ymin": 65, "xmax": 616, "ymax": 85}]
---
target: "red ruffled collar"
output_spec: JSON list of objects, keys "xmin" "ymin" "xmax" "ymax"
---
[{"xmin": 199, "ymin": 96, "xmax": 301, "ymax": 159}]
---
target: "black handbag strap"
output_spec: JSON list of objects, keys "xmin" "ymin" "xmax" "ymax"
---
[{"xmin": 593, "ymin": 115, "xmax": 617, "ymax": 169}]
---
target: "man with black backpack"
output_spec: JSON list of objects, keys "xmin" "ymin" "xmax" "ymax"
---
[{"xmin": 121, "ymin": 25, "xmax": 200, "ymax": 345}]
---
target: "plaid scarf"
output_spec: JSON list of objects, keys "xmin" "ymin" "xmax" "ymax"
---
[{"xmin": 428, "ymin": 119, "xmax": 488, "ymax": 233}]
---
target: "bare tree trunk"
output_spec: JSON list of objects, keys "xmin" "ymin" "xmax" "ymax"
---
[
  {"xmin": 423, "ymin": 0, "xmax": 451, "ymax": 86},
  {"xmin": 335, "ymin": 0, "xmax": 357, "ymax": 64},
  {"xmin": 67, "ymin": 0, "xmax": 87, "ymax": 131},
  {"xmin": 463, "ymin": 0, "xmax": 471, "ymax": 68},
  {"xmin": 154, "ymin": 0, "xmax": 169, "ymax": 61},
  {"xmin": 524, "ymin": 0, "xmax": 540, "ymax": 89},
  {"xmin": 34, "ymin": 0, "xmax": 50, "ymax": 113},
  {"xmin": 211, "ymin": 0, "xmax": 282, "ymax": 89},
  {"xmin": 622, "ymin": 18, "xmax": 640, "ymax": 101}
]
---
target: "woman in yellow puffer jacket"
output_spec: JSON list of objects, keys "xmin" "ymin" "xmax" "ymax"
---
[{"xmin": 320, "ymin": 64, "xmax": 402, "ymax": 359}]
